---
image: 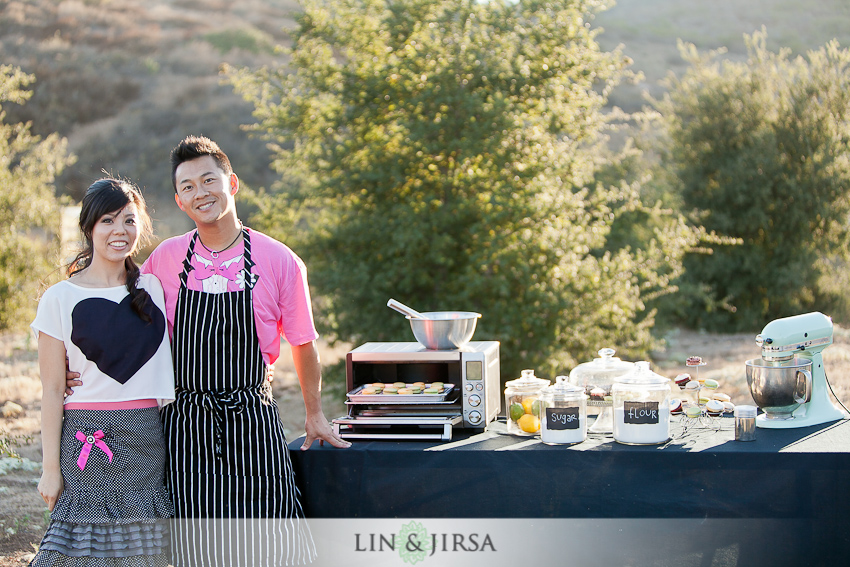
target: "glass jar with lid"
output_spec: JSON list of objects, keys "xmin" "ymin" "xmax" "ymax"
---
[
  {"xmin": 539, "ymin": 376, "xmax": 587, "ymax": 445},
  {"xmin": 612, "ymin": 361, "xmax": 672, "ymax": 445},
  {"xmin": 504, "ymin": 369, "xmax": 550, "ymax": 436},
  {"xmin": 569, "ymin": 348, "xmax": 635, "ymax": 433}
]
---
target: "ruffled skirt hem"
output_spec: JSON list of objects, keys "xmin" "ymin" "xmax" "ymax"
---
[
  {"xmin": 29, "ymin": 548, "xmax": 169, "ymax": 567},
  {"xmin": 49, "ymin": 486, "xmax": 172, "ymax": 525},
  {"xmin": 37, "ymin": 519, "xmax": 169, "ymax": 556}
]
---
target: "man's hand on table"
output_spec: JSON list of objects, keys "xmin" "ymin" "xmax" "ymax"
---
[{"xmin": 302, "ymin": 410, "xmax": 351, "ymax": 450}]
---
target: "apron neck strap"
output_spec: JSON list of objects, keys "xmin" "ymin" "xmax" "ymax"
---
[
  {"xmin": 242, "ymin": 228, "xmax": 254, "ymax": 270},
  {"xmin": 180, "ymin": 228, "xmax": 253, "ymax": 286}
]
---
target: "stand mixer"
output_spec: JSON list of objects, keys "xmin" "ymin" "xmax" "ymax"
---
[{"xmin": 745, "ymin": 311, "xmax": 846, "ymax": 428}]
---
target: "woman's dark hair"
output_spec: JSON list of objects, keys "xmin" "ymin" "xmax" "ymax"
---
[{"xmin": 68, "ymin": 178, "xmax": 155, "ymax": 322}]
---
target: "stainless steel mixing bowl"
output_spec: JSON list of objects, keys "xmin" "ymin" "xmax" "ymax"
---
[
  {"xmin": 745, "ymin": 357, "xmax": 813, "ymax": 420},
  {"xmin": 409, "ymin": 311, "xmax": 481, "ymax": 350}
]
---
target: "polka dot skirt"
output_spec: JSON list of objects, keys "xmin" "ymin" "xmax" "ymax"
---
[{"xmin": 30, "ymin": 407, "xmax": 172, "ymax": 567}]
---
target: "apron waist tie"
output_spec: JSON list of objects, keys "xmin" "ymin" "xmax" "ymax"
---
[{"xmin": 181, "ymin": 391, "xmax": 247, "ymax": 457}]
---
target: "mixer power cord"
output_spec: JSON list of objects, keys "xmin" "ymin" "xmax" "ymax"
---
[{"xmin": 825, "ymin": 371, "xmax": 850, "ymax": 415}]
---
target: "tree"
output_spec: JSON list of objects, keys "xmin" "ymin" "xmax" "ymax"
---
[
  {"xmin": 652, "ymin": 30, "xmax": 850, "ymax": 331},
  {"xmin": 229, "ymin": 0, "xmax": 699, "ymax": 380},
  {"xmin": 0, "ymin": 65, "xmax": 75, "ymax": 331}
]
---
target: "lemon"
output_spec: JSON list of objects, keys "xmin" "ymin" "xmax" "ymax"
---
[
  {"xmin": 509, "ymin": 403, "xmax": 524, "ymax": 422},
  {"xmin": 517, "ymin": 413, "xmax": 540, "ymax": 433},
  {"xmin": 521, "ymin": 397, "xmax": 537, "ymax": 415}
]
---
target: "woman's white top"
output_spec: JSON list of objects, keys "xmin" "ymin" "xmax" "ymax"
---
[{"xmin": 32, "ymin": 274, "xmax": 175, "ymax": 406}]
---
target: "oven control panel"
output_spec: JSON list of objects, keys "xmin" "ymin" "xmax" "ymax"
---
[{"xmin": 458, "ymin": 343, "xmax": 500, "ymax": 427}]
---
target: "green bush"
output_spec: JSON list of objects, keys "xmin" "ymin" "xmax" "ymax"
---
[
  {"xmin": 229, "ymin": 0, "xmax": 700, "ymax": 380},
  {"xmin": 651, "ymin": 30, "xmax": 850, "ymax": 331},
  {"xmin": 0, "ymin": 65, "xmax": 75, "ymax": 331}
]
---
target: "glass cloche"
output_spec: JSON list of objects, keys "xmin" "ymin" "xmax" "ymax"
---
[{"xmin": 569, "ymin": 348, "xmax": 635, "ymax": 433}]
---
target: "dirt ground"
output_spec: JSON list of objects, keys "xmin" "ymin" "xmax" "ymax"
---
[{"xmin": 3, "ymin": 327, "xmax": 850, "ymax": 565}]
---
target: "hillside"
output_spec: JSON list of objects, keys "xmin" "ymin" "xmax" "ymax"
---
[
  {"xmin": 1, "ymin": 0, "xmax": 301, "ymax": 235},
  {"xmin": 595, "ymin": 0, "xmax": 850, "ymax": 111},
  {"xmin": 2, "ymin": 0, "xmax": 848, "ymax": 238}
]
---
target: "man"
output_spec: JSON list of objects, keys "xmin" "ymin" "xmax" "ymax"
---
[{"xmin": 69, "ymin": 135, "xmax": 349, "ymax": 566}]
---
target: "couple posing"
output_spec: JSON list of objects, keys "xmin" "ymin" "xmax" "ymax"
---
[{"xmin": 31, "ymin": 135, "xmax": 349, "ymax": 567}]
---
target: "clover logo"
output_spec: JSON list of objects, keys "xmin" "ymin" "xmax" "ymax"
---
[{"xmin": 398, "ymin": 521, "xmax": 432, "ymax": 564}]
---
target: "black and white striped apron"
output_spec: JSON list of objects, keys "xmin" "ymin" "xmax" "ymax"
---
[{"xmin": 161, "ymin": 229, "xmax": 315, "ymax": 567}]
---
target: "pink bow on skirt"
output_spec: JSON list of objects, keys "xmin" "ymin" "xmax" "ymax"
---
[{"xmin": 75, "ymin": 430, "xmax": 113, "ymax": 471}]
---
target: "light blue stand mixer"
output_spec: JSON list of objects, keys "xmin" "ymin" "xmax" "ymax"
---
[{"xmin": 745, "ymin": 311, "xmax": 847, "ymax": 428}]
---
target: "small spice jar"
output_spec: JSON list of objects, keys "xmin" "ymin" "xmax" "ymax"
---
[
  {"xmin": 734, "ymin": 405, "xmax": 757, "ymax": 441},
  {"xmin": 539, "ymin": 376, "xmax": 587, "ymax": 445},
  {"xmin": 504, "ymin": 369, "xmax": 550, "ymax": 436}
]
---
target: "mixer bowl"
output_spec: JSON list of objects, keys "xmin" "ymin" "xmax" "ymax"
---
[
  {"xmin": 745, "ymin": 358, "xmax": 813, "ymax": 420},
  {"xmin": 409, "ymin": 312, "xmax": 481, "ymax": 350}
]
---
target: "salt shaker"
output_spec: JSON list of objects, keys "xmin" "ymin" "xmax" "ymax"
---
[{"xmin": 734, "ymin": 405, "xmax": 757, "ymax": 441}]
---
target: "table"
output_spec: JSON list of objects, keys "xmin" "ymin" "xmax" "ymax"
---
[{"xmin": 289, "ymin": 416, "xmax": 850, "ymax": 566}]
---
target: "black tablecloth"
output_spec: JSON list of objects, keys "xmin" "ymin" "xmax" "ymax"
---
[{"xmin": 289, "ymin": 416, "xmax": 850, "ymax": 565}]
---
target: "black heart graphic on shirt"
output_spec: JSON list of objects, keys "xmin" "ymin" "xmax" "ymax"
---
[{"xmin": 71, "ymin": 294, "xmax": 166, "ymax": 385}]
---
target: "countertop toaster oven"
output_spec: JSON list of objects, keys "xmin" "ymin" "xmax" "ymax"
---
[{"xmin": 332, "ymin": 341, "xmax": 500, "ymax": 441}]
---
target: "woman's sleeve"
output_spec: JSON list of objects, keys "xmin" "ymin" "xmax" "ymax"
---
[
  {"xmin": 31, "ymin": 286, "xmax": 64, "ymax": 342},
  {"xmin": 140, "ymin": 273, "xmax": 166, "ymax": 306}
]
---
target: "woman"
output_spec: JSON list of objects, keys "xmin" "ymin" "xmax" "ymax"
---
[{"xmin": 30, "ymin": 178, "xmax": 175, "ymax": 567}]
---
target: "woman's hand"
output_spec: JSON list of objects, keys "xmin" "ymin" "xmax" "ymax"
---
[{"xmin": 38, "ymin": 468, "xmax": 64, "ymax": 511}]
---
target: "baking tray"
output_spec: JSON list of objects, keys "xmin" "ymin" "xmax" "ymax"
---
[{"xmin": 346, "ymin": 383, "xmax": 455, "ymax": 404}]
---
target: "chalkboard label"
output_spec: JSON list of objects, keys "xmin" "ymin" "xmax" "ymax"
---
[
  {"xmin": 624, "ymin": 401, "xmax": 660, "ymax": 425},
  {"xmin": 545, "ymin": 407, "xmax": 580, "ymax": 430}
]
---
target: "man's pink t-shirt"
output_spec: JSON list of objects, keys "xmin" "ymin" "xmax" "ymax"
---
[{"xmin": 141, "ymin": 228, "xmax": 319, "ymax": 365}]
